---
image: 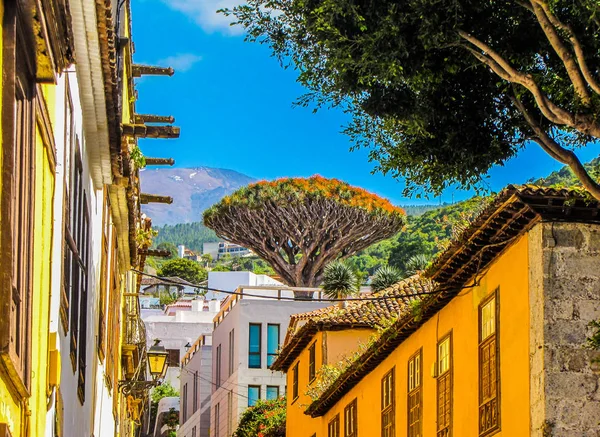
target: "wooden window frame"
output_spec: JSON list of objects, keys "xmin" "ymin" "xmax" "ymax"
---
[
  {"xmin": 407, "ymin": 349, "xmax": 422, "ymax": 437},
  {"xmin": 0, "ymin": 0, "xmax": 37, "ymax": 400},
  {"xmin": 183, "ymin": 382, "xmax": 188, "ymax": 423},
  {"xmin": 292, "ymin": 362, "xmax": 299, "ymax": 402},
  {"xmin": 478, "ymin": 290, "xmax": 500, "ymax": 437},
  {"xmin": 267, "ymin": 323, "xmax": 280, "ymax": 368},
  {"xmin": 308, "ymin": 341, "xmax": 317, "ymax": 383},
  {"xmin": 437, "ymin": 333, "xmax": 453, "ymax": 437},
  {"xmin": 344, "ymin": 398, "xmax": 358, "ymax": 437},
  {"xmin": 381, "ymin": 367, "xmax": 395, "ymax": 437},
  {"xmin": 167, "ymin": 348, "xmax": 180, "ymax": 368},
  {"xmin": 193, "ymin": 370, "xmax": 199, "ymax": 412},
  {"xmin": 328, "ymin": 414, "xmax": 340, "ymax": 437},
  {"xmin": 97, "ymin": 191, "xmax": 111, "ymax": 362},
  {"xmin": 214, "ymin": 402, "xmax": 220, "ymax": 437},
  {"xmin": 248, "ymin": 323, "xmax": 262, "ymax": 369}
]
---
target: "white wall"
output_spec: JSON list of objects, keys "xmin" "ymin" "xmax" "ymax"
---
[{"xmin": 210, "ymin": 299, "xmax": 329, "ymax": 436}]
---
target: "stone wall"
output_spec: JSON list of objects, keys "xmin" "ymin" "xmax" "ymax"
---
[{"xmin": 530, "ymin": 222, "xmax": 600, "ymax": 437}]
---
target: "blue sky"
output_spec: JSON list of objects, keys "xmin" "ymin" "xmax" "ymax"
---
[{"xmin": 132, "ymin": 0, "xmax": 598, "ymax": 206}]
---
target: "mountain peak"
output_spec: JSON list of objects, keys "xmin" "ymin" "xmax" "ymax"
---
[{"xmin": 140, "ymin": 167, "xmax": 255, "ymax": 226}]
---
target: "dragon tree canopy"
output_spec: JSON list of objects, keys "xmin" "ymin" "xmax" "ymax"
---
[{"xmin": 203, "ymin": 176, "xmax": 406, "ymax": 290}]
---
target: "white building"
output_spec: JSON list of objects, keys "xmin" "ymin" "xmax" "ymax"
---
[
  {"xmin": 209, "ymin": 282, "xmax": 329, "ymax": 437},
  {"xmin": 203, "ymin": 242, "xmax": 251, "ymax": 260},
  {"xmin": 178, "ymin": 336, "xmax": 213, "ymax": 437},
  {"xmin": 143, "ymin": 299, "xmax": 220, "ymax": 387}
]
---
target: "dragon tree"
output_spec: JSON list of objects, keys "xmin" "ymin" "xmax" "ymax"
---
[{"xmin": 203, "ymin": 176, "xmax": 405, "ymax": 288}]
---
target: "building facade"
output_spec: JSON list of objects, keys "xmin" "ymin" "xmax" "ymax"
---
[
  {"xmin": 179, "ymin": 336, "xmax": 213, "ymax": 437},
  {"xmin": 0, "ymin": 0, "xmax": 178, "ymax": 435},
  {"xmin": 274, "ymin": 186, "xmax": 600, "ymax": 437},
  {"xmin": 210, "ymin": 283, "xmax": 329, "ymax": 437}
]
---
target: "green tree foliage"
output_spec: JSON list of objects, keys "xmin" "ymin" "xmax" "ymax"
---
[
  {"xmin": 153, "ymin": 222, "xmax": 219, "ymax": 253},
  {"xmin": 233, "ymin": 398, "xmax": 286, "ymax": 437},
  {"xmin": 158, "ymin": 258, "xmax": 208, "ymax": 284},
  {"xmin": 404, "ymin": 254, "xmax": 431, "ymax": 277},
  {"xmin": 321, "ymin": 261, "xmax": 358, "ymax": 300},
  {"xmin": 225, "ymin": 0, "xmax": 600, "ymax": 199},
  {"xmin": 149, "ymin": 382, "xmax": 179, "ymax": 433},
  {"xmin": 371, "ymin": 265, "xmax": 403, "ymax": 292},
  {"xmin": 156, "ymin": 242, "xmax": 178, "ymax": 259}
]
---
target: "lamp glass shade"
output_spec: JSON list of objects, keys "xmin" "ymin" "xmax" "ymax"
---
[{"xmin": 147, "ymin": 346, "xmax": 168, "ymax": 378}]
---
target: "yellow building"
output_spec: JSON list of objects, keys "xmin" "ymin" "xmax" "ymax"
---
[
  {"xmin": 0, "ymin": 1, "xmax": 72, "ymax": 436},
  {"xmin": 273, "ymin": 186, "xmax": 600, "ymax": 437},
  {"xmin": 0, "ymin": 0, "xmax": 176, "ymax": 435}
]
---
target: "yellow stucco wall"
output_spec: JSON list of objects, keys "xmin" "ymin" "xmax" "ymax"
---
[
  {"xmin": 29, "ymin": 129, "xmax": 55, "ymax": 437},
  {"xmin": 288, "ymin": 234, "xmax": 531, "ymax": 437},
  {"xmin": 287, "ymin": 328, "xmax": 376, "ymax": 437}
]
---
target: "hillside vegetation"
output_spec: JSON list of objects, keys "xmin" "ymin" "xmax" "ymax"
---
[{"xmin": 151, "ymin": 156, "xmax": 599, "ymax": 279}]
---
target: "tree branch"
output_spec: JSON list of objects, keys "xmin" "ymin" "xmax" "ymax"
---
[
  {"xmin": 529, "ymin": 0, "xmax": 591, "ymax": 104},
  {"xmin": 534, "ymin": 0, "xmax": 600, "ymax": 95},
  {"xmin": 511, "ymin": 94, "xmax": 600, "ymax": 200}
]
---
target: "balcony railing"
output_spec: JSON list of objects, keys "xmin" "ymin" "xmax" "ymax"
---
[
  {"xmin": 213, "ymin": 285, "xmax": 324, "ymax": 329},
  {"xmin": 122, "ymin": 292, "xmax": 146, "ymax": 379}
]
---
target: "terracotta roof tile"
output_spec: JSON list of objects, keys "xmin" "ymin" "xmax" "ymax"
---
[{"xmin": 271, "ymin": 275, "xmax": 435, "ymax": 371}]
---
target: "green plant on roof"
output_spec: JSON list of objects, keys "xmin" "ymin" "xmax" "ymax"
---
[{"xmin": 370, "ymin": 265, "xmax": 403, "ymax": 292}]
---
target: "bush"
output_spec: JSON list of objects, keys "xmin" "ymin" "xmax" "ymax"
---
[{"xmin": 233, "ymin": 397, "xmax": 286, "ymax": 437}]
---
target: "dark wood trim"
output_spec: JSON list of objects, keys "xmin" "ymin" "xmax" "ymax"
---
[
  {"xmin": 478, "ymin": 289, "xmax": 500, "ymax": 437},
  {"xmin": 291, "ymin": 362, "xmax": 299, "ymax": 404},
  {"xmin": 328, "ymin": 413, "xmax": 340, "ymax": 437},
  {"xmin": 35, "ymin": 83, "xmax": 56, "ymax": 170},
  {"xmin": 308, "ymin": 341, "xmax": 317, "ymax": 383},
  {"xmin": 380, "ymin": 366, "xmax": 395, "ymax": 437},
  {"xmin": 407, "ymin": 348, "xmax": 423, "ymax": 437},
  {"xmin": 344, "ymin": 398, "xmax": 358, "ymax": 437},
  {"xmin": 436, "ymin": 331, "xmax": 453, "ymax": 437}
]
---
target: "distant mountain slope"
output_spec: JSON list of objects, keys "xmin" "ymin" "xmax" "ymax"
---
[
  {"xmin": 140, "ymin": 167, "xmax": 255, "ymax": 225},
  {"xmin": 153, "ymin": 222, "xmax": 218, "ymax": 253},
  {"xmin": 532, "ymin": 156, "xmax": 600, "ymax": 187}
]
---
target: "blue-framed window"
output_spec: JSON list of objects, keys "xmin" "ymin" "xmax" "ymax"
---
[
  {"xmin": 248, "ymin": 385, "xmax": 261, "ymax": 407},
  {"xmin": 267, "ymin": 324, "xmax": 280, "ymax": 368},
  {"xmin": 249, "ymin": 323, "xmax": 261, "ymax": 368},
  {"xmin": 266, "ymin": 385, "xmax": 279, "ymax": 400}
]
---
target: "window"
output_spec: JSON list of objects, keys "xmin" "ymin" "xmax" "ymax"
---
[
  {"xmin": 192, "ymin": 427, "xmax": 197, "ymax": 437},
  {"xmin": 381, "ymin": 368, "xmax": 394, "ymax": 437},
  {"xmin": 408, "ymin": 350, "xmax": 422, "ymax": 437},
  {"xmin": 267, "ymin": 324, "xmax": 280, "ymax": 368},
  {"xmin": 328, "ymin": 414, "xmax": 340, "ymax": 437},
  {"xmin": 216, "ymin": 344, "xmax": 222, "ymax": 387},
  {"xmin": 308, "ymin": 342, "xmax": 316, "ymax": 382},
  {"xmin": 214, "ymin": 402, "xmax": 220, "ymax": 437},
  {"xmin": 249, "ymin": 323, "xmax": 262, "ymax": 368},
  {"xmin": 266, "ymin": 385, "xmax": 280, "ymax": 400},
  {"xmin": 228, "ymin": 329, "xmax": 235, "ymax": 376},
  {"xmin": 0, "ymin": 2, "xmax": 36, "ymax": 396},
  {"xmin": 227, "ymin": 391, "xmax": 233, "ymax": 436},
  {"xmin": 479, "ymin": 293, "xmax": 499, "ymax": 436},
  {"xmin": 167, "ymin": 349, "xmax": 180, "ymax": 367},
  {"xmin": 292, "ymin": 362, "xmax": 299, "ymax": 401},
  {"xmin": 437, "ymin": 335, "xmax": 452, "ymax": 437},
  {"xmin": 344, "ymin": 399, "xmax": 358, "ymax": 437},
  {"xmin": 193, "ymin": 370, "xmax": 198, "ymax": 412},
  {"xmin": 248, "ymin": 385, "xmax": 261, "ymax": 407},
  {"xmin": 183, "ymin": 383, "xmax": 188, "ymax": 423},
  {"xmin": 97, "ymin": 192, "xmax": 110, "ymax": 361}
]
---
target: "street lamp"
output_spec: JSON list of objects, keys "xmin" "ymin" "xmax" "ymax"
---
[
  {"xmin": 184, "ymin": 342, "xmax": 192, "ymax": 352},
  {"xmin": 147, "ymin": 339, "xmax": 168, "ymax": 379},
  {"xmin": 118, "ymin": 339, "xmax": 168, "ymax": 395}
]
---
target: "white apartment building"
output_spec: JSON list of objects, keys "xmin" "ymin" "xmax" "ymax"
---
[
  {"xmin": 178, "ymin": 336, "xmax": 213, "ymax": 437},
  {"xmin": 143, "ymin": 299, "xmax": 220, "ymax": 387},
  {"xmin": 209, "ymin": 283, "xmax": 329, "ymax": 437}
]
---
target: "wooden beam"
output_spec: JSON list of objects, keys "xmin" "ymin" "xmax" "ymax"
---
[
  {"xmin": 134, "ymin": 114, "xmax": 175, "ymax": 124},
  {"xmin": 145, "ymin": 158, "xmax": 175, "ymax": 166},
  {"xmin": 140, "ymin": 194, "xmax": 173, "ymax": 204},
  {"xmin": 139, "ymin": 249, "xmax": 172, "ymax": 258},
  {"xmin": 122, "ymin": 124, "xmax": 180, "ymax": 139},
  {"xmin": 132, "ymin": 64, "xmax": 174, "ymax": 77}
]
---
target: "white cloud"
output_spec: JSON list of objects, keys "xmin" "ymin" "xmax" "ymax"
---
[
  {"xmin": 161, "ymin": 0, "xmax": 244, "ymax": 35},
  {"xmin": 158, "ymin": 53, "xmax": 203, "ymax": 73}
]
